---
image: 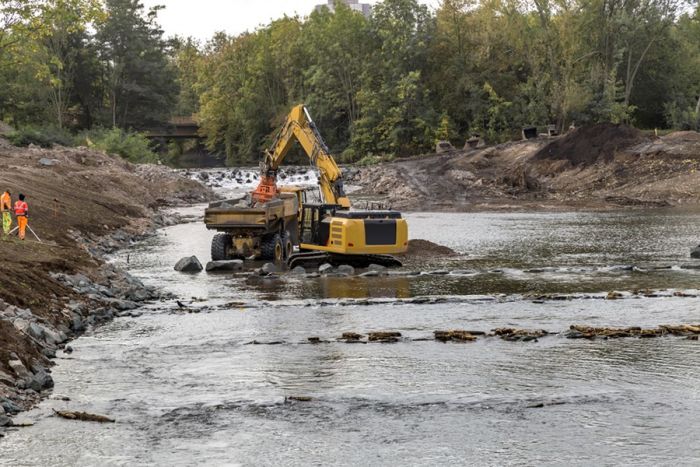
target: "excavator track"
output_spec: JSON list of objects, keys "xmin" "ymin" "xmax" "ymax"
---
[{"xmin": 287, "ymin": 252, "xmax": 402, "ymax": 270}]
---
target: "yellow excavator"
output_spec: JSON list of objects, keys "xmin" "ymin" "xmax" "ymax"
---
[{"xmin": 252, "ymin": 104, "xmax": 408, "ymax": 269}]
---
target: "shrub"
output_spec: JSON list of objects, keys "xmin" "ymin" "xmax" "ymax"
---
[
  {"xmin": 79, "ymin": 128, "xmax": 157, "ymax": 163},
  {"xmin": 7, "ymin": 125, "xmax": 75, "ymax": 148}
]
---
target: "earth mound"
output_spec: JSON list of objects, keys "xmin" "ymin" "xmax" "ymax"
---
[
  {"xmin": 402, "ymin": 239, "xmax": 456, "ymax": 257},
  {"xmin": 534, "ymin": 123, "xmax": 646, "ymax": 166}
]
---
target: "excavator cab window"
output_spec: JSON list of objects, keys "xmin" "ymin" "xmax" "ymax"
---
[{"xmin": 300, "ymin": 204, "xmax": 339, "ymax": 247}]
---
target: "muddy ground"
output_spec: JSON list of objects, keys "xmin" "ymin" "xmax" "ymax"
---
[
  {"xmin": 346, "ymin": 125, "xmax": 700, "ymax": 211},
  {"xmin": 0, "ymin": 139, "xmax": 213, "ymax": 417}
]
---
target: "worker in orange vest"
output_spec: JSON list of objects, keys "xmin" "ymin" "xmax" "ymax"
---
[
  {"xmin": 13, "ymin": 193, "xmax": 28, "ymax": 241},
  {"xmin": 0, "ymin": 189, "xmax": 11, "ymax": 236}
]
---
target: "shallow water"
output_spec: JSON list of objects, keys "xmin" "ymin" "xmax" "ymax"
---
[{"xmin": 2, "ymin": 209, "xmax": 700, "ymax": 466}]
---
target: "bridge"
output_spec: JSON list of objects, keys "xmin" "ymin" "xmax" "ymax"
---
[{"xmin": 145, "ymin": 116, "xmax": 202, "ymax": 140}]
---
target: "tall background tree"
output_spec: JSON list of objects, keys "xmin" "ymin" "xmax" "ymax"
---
[{"xmin": 1, "ymin": 0, "xmax": 700, "ymax": 164}]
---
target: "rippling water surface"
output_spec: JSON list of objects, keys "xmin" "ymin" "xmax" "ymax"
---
[{"xmin": 2, "ymin": 209, "xmax": 700, "ymax": 466}]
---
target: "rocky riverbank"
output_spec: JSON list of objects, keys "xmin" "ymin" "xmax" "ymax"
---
[{"xmin": 0, "ymin": 139, "xmax": 214, "ymax": 432}]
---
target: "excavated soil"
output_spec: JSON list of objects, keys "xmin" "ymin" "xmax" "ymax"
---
[
  {"xmin": 533, "ymin": 124, "xmax": 646, "ymax": 166},
  {"xmin": 347, "ymin": 125, "xmax": 700, "ymax": 211},
  {"xmin": 400, "ymin": 239, "xmax": 456, "ymax": 257}
]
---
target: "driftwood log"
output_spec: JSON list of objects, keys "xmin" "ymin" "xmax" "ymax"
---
[{"xmin": 53, "ymin": 409, "xmax": 115, "ymax": 423}]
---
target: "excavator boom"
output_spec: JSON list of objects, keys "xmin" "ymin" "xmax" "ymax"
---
[{"xmin": 252, "ymin": 105, "xmax": 350, "ymax": 208}]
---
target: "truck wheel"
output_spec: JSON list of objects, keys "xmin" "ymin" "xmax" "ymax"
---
[
  {"xmin": 211, "ymin": 233, "xmax": 232, "ymax": 261},
  {"xmin": 261, "ymin": 234, "xmax": 284, "ymax": 262},
  {"xmin": 283, "ymin": 230, "xmax": 294, "ymax": 260}
]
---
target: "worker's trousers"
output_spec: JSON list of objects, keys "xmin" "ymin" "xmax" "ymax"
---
[
  {"xmin": 1, "ymin": 211, "xmax": 10, "ymax": 235},
  {"xmin": 17, "ymin": 215, "xmax": 27, "ymax": 240}
]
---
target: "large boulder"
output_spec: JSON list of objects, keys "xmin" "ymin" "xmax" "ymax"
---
[
  {"xmin": 174, "ymin": 256, "xmax": 203, "ymax": 273},
  {"xmin": 319, "ymin": 263, "xmax": 334, "ymax": 274},
  {"xmin": 28, "ymin": 367, "xmax": 54, "ymax": 392},
  {"xmin": 337, "ymin": 264, "xmax": 355, "ymax": 276},
  {"xmin": 261, "ymin": 263, "xmax": 278, "ymax": 275},
  {"xmin": 206, "ymin": 260, "xmax": 244, "ymax": 272}
]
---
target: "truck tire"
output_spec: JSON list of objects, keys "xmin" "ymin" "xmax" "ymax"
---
[
  {"xmin": 282, "ymin": 230, "xmax": 294, "ymax": 260},
  {"xmin": 211, "ymin": 233, "xmax": 232, "ymax": 261},
  {"xmin": 260, "ymin": 234, "xmax": 284, "ymax": 262}
]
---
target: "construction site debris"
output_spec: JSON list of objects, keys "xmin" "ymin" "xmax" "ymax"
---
[
  {"xmin": 434, "ymin": 330, "xmax": 477, "ymax": 342},
  {"xmin": 534, "ymin": 123, "xmax": 646, "ymax": 166},
  {"xmin": 340, "ymin": 332, "xmax": 363, "ymax": 342},
  {"xmin": 565, "ymin": 324, "xmax": 700, "ymax": 339},
  {"xmin": 53, "ymin": 409, "xmax": 115, "ymax": 423},
  {"xmin": 368, "ymin": 331, "xmax": 402, "ymax": 343},
  {"xmin": 493, "ymin": 328, "xmax": 548, "ymax": 342}
]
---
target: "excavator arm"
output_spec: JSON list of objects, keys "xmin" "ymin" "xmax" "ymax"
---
[{"xmin": 252, "ymin": 105, "xmax": 351, "ymax": 208}]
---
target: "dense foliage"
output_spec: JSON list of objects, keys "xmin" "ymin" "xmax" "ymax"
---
[
  {"xmin": 2, "ymin": 0, "xmax": 700, "ymax": 165},
  {"xmin": 193, "ymin": 0, "xmax": 700, "ymax": 164},
  {"xmin": 0, "ymin": 0, "xmax": 176, "ymax": 141}
]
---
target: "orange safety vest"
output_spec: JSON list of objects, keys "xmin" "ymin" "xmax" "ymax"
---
[
  {"xmin": 0, "ymin": 192, "xmax": 10, "ymax": 211},
  {"xmin": 14, "ymin": 200, "xmax": 28, "ymax": 216}
]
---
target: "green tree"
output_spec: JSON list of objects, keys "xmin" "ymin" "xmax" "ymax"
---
[{"xmin": 96, "ymin": 0, "xmax": 177, "ymax": 129}]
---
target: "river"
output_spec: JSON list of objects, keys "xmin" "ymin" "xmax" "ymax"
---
[{"xmin": 1, "ymin": 206, "xmax": 700, "ymax": 465}]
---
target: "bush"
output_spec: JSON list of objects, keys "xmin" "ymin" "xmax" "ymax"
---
[
  {"xmin": 79, "ymin": 128, "xmax": 157, "ymax": 163},
  {"xmin": 7, "ymin": 125, "xmax": 75, "ymax": 148}
]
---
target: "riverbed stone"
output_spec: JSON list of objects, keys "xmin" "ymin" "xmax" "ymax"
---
[
  {"xmin": 8, "ymin": 359, "xmax": 31, "ymax": 380},
  {"xmin": 174, "ymin": 256, "xmax": 203, "ymax": 273},
  {"xmin": 206, "ymin": 260, "xmax": 244, "ymax": 272},
  {"xmin": 367, "ymin": 264, "xmax": 387, "ymax": 274},
  {"xmin": 0, "ymin": 414, "xmax": 12, "ymax": 427},
  {"xmin": 319, "ymin": 263, "xmax": 334, "ymax": 274},
  {"xmin": 337, "ymin": 265, "xmax": 355, "ymax": 275},
  {"xmin": 261, "ymin": 262, "xmax": 278, "ymax": 275},
  {"xmin": 290, "ymin": 266, "xmax": 306, "ymax": 275},
  {"xmin": 0, "ymin": 398, "xmax": 20, "ymax": 415},
  {"xmin": 360, "ymin": 271, "xmax": 380, "ymax": 278},
  {"xmin": 0, "ymin": 370, "xmax": 14, "ymax": 386},
  {"xmin": 691, "ymin": 245, "xmax": 700, "ymax": 259},
  {"xmin": 28, "ymin": 367, "xmax": 54, "ymax": 392}
]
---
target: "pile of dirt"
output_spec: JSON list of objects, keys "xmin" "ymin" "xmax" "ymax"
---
[
  {"xmin": 534, "ymin": 123, "xmax": 647, "ymax": 166},
  {"xmin": 401, "ymin": 239, "xmax": 456, "ymax": 257},
  {"xmin": 663, "ymin": 130, "xmax": 700, "ymax": 142}
]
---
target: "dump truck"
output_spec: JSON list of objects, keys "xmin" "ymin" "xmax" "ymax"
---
[{"xmin": 205, "ymin": 188, "xmax": 304, "ymax": 262}]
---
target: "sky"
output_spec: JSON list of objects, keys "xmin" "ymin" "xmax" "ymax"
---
[{"xmin": 141, "ymin": 0, "xmax": 442, "ymax": 42}]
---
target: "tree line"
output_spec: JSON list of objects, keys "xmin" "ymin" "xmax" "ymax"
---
[{"xmin": 1, "ymin": 0, "xmax": 700, "ymax": 165}]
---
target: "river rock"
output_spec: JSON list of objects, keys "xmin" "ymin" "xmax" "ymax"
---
[
  {"xmin": 28, "ymin": 367, "xmax": 53, "ymax": 392},
  {"xmin": 261, "ymin": 263, "xmax": 278, "ymax": 274},
  {"xmin": 0, "ymin": 398, "xmax": 21, "ymax": 415},
  {"xmin": 336, "ymin": 265, "xmax": 355, "ymax": 275},
  {"xmin": 319, "ymin": 263, "xmax": 334, "ymax": 274},
  {"xmin": 290, "ymin": 266, "xmax": 306, "ymax": 275},
  {"xmin": 174, "ymin": 256, "xmax": 203, "ymax": 273},
  {"xmin": 8, "ymin": 359, "xmax": 31, "ymax": 380},
  {"xmin": 206, "ymin": 260, "xmax": 244, "ymax": 272},
  {"xmin": 691, "ymin": 245, "xmax": 700, "ymax": 259},
  {"xmin": 367, "ymin": 264, "xmax": 387, "ymax": 274},
  {"xmin": 0, "ymin": 413, "xmax": 12, "ymax": 427},
  {"xmin": 0, "ymin": 370, "xmax": 13, "ymax": 386},
  {"xmin": 38, "ymin": 158, "xmax": 58, "ymax": 166}
]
